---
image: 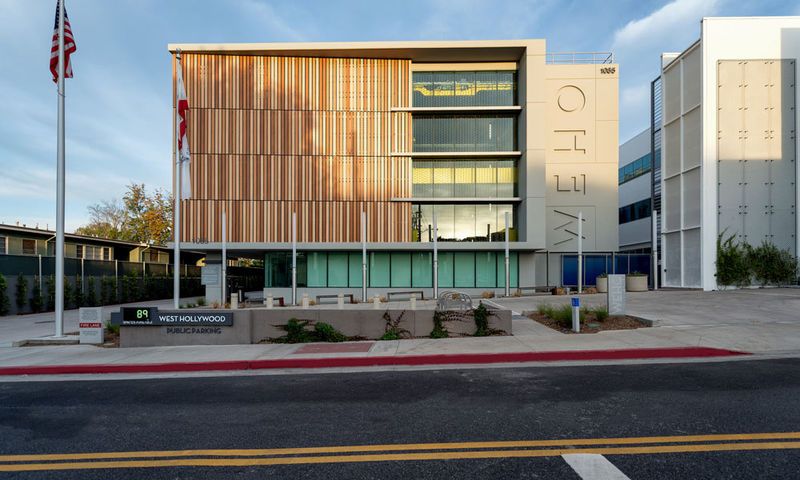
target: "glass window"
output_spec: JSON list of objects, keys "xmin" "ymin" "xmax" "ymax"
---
[
  {"xmin": 23, "ymin": 239, "xmax": 37, "ymax": 255},
  {"xmin": 437, "ymin": 252, "xmax": 454, "ymax": 288},
  {"xmin": 454, "ymin": 205, "xmax": 476, "ymax": 242},
  {"xmin": 419, "ymin": 204, "xmax": 434, "ymax": 242},
  {"xmin": 327, "ymin": 253, "xmax": 349, "ymax": 287},
  {"xmin": 390, "ymin": 253, "xmax": 412, "ymax": 287},
  {"xmin": 0, "ymin": 236, "xmax": 6, "ymax": 255},
  {"xmin": 413, "ymin": 160, "xmax": 517, "ymax": 200},
  {"xmin": 348, "ymin": 253, "xmax": 363, "ymax": 287},
  {"xmin": 413, "ymin": 71, "xmax": 516, "ymax": 107},
  {"xmin": 432, "ymin": 161, "xmax": 455, "ymax": 198},
  {"xmin": 412, "ymin": 72, "xmax": 433, "ymax": 107},
  {"xmin": 475, "ymin": 161, "xmax": 497, "ymax": 197},
  {"xmin": 411, "ymin": 252, "xmax": 432, "ymax": 287},
  {"xmin": 413, "ymin": 115, "xmax": 517, "ymax": 152},
  {"xmin": 453, "ymin": 72, "xmax": 475, "ymax": 107},
  {"xmin": 306, "ymin": 252, "xmax": 327, "ymax": 287},
  {"xmin": 453, "ymin": 160, "xmax": 475, "ymax": 197},
  {"xmin": 265, "ymin": 252, "xmax": 291, "ymax": 288},
  {"xmin": 412, "ymin": 160, "xmax": 433, "ymax": 197},
  {"xmin": 369, "ymin": 252, "xmax": 390, "ymax": 287},
  {"xmin": 496, "ymin": 160, "xmax": 516, "ymax": 197},
  {"xmin": 494, "ymin": 205, "xmax": 514, "ymax": 241},
  {"xmin": 434, "ymin": 204, "xmax": 455, "ymax": 241},
  {"xmin": 475, "ymin": 251, "xmax": 496, "ymax": 287},
  {"xmin": 453, "ymin": 252, "xmax": 475, "ymax": 288},
  {"xmin": 432, "ymin": 72, "xmax": 455, "ymax": 105},
  {"xmin": 496, "ymin": 252, "xmax": 519, "ymax": 288},
  {"xmin": 75, "ymin": 244, "xmax": 83, "ymax": 259},
  {"xmin": 475, "ymin": 204, "xmax": 496, "ymax": 241}
]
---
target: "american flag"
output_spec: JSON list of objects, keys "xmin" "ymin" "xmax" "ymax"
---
[
  {"xmin": 176, "ymin": 56, "xmax": 191, "ymax": 199},
  {"xmin": 50, "ymin": 0, "xmax": 76, "ymax": 83}
]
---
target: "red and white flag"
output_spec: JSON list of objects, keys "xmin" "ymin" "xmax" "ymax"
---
[
  {"xmin": 176, "ymin": 56, "xmax": 191, "ymax": 199},
  {"xmin": 50, "ymin": 0, "xmax": 76, "ymax": 83}
]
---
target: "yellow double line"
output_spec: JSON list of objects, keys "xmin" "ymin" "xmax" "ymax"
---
[{"xmin": 2, "ymin": 432, "xmax": 800, "ymax": 472}]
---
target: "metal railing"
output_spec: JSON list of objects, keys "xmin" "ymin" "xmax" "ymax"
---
[{"xmin": 546, "ymin": 52, "xmax": 614, "ymax": 65}]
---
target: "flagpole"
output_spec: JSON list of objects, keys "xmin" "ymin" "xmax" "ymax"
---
[
  {"xmin": 54, "ymin": 0, "xmax": 66, "ymax": 337},
  {"xmin": 173, "ymin": 49, "xmax": 182, "ymax": 309}
]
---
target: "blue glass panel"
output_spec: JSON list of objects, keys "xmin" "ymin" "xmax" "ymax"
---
[
  {"xmin": 562, "ymin": 255, "xmax": 578, "ymax": 286},
  {"xmin": 584, "ymin": 255, "xmax": 608, "ymax": 286}
]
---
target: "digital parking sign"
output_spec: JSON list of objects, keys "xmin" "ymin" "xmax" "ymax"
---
[
  {"xmin": 121, "ymin": 307, "xmax": 158, "ymax": 325},
  {"xmin": 120, "ymin": 307, "xmax": 233, "ymax": 326}
]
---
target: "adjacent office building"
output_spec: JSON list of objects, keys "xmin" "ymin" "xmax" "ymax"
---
[
  {"xmin": 169, "ymin": 40, "xmax": 619, "ymax": 299},
  {"xmin": 618, "ymin": 128, "xmax": 653, "ymax": 253},
  {"xmin": 658, "ymin": 17, "xmax": 800, "ymax": 290}
]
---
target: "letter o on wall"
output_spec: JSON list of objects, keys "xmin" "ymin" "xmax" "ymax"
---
[{"xmin": 557, "ymin": 85, "xmax": 586, "ymax": 113}]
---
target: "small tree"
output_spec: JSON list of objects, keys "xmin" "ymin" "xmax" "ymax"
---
[
  {"xmin": 86, "ymin": 276, "xmax": 98, "ymax": 307},
  {"xmin": 15, "ymin": 273, "xmax": 28, "ymax": 313},
  {"xmin": 30, "ymin": 276, "xmax": 44, "ymax": 313},
  {"xmin": 0, "ymin": 273, "xmax": 10, "ymax": 316},
  {"xmin": 748, "ymin": 242, "xmax": 798, "ymax": 286}
]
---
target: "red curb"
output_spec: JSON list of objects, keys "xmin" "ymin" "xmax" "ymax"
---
[{"xmin": 0, "ymin": 347, "xmax": 748, "ymax": 376}]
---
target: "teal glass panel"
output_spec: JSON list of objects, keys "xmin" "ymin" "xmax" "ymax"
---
[
  {"xmin": 495, "ymin": 251, "xmax": 518, "ymax": 288},
  {"xmin": 437, "ymin": 252, "xmax": 454, "ymax": 288},
  {"xmin": 390, "ymin": 253, "xmax": 412, "ymax": 287},
  {"xmin": 369, "ymin": 252, "xmax": 390, "ymax": 287},
  {"xmin": 306, "ymin": 252, "xmax": 327, "ymax": 287},
  {"xmin": 475, "ymin": 251, "xmax": 496, "ymax": 287},
  {"xmin": 453, "ymin": 252, "xmax": 475, "ymax": 288},
  {"xmin": 348, "ymin": 253, "xmax": 363, "ymax": 287},
  {"xmin": 327, "ymin": 253, "xmax": 348, "ymax": 287},
  {"xmin": 411, "ymin": 252, "xmax": 433, "ymax": 287}
]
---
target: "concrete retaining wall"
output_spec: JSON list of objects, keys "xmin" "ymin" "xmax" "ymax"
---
[{"xmin": 120, "ymin": 308, "xmax": 512, "ymax": 348}]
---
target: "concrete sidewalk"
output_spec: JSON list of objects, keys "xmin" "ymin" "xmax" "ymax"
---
[{"xmin": 1, "ymin": 289, "xmax": 798, "ymax": 377}]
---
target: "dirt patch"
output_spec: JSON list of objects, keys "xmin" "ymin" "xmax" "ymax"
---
[
  {"xmin": 528, "ymin": 312, "xmax": 648, "ymax": 334},
  {"xmin": 100, "ymin": 330, "xmax": 120, "ymax": 348}
]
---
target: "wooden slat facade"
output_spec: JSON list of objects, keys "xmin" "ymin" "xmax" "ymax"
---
[{"xmin": 173, "ymin": 53, "xmax": 412, "ymax": 243}]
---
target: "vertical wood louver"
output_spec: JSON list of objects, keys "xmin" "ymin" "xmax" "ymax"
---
[{"xmin": 173, "ymin": 54, "xmax": 412, "ymax": 243}]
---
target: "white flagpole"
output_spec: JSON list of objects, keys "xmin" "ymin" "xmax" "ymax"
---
[
  {"xmin": 291, "ymin": 212, "xmax": 297, "ymax": 306},
  {"xmin": 577, "ymin": 211, "xmax": 583, "ymax": 294},
  {"xmin": 433, "ymin": 213, "xmax": 438, "ymax": 300},
  {"xmin": 173, "ymin": 49, "xmax": 182, "ymax": 309},
  {"xmin": 54, "ymin": 0, "xmax": 66, "ymax": 337},
  {"xmin": 361, "ymin": 210, "xmax": 367, "ymax": 302},
  {"xmin": 221, "ymin": 207, "xmax": 227, "ymax": 304},
  {"xmin": 504, "ymin": 211, "xmax": 510, "ymax": 297}
]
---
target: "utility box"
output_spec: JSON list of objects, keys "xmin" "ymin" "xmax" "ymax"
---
[{"xmin": 79, "ymin": 307, "xmax": 105, "ymax": 345}]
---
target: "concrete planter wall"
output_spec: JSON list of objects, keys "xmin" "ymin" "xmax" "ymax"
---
[
  {"xmin": 626, "ymin": 275, "xmax": 648, "ymax": 292},
  {"xmin": 596, "ymin": 277, "xmax": 608, "ymax": 293},
  {"xmin": 120, "ymin": 308, "xmax": 513, "ymax": 347}
]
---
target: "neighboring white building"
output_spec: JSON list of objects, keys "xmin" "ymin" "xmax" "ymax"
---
[
  {"xmin": 660, "ymin": 16, "xmax": 800, "ymax": 290},
  {"xmin": 618, "ymin": 128, "xmax": 652, "ymax": 252}
]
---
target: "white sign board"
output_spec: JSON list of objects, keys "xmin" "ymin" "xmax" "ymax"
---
[
  {"xmin": 607, "ymin": 274, "xmax": 626, "ymax": 316},
  {"xmin": 201, "ymin": 264, "xmax": 221, "ymax": 286},
  {"xmin": 79, "ymin": 307, "xmax": 105, "ymax": 345}
]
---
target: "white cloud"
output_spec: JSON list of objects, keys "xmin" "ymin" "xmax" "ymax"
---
[{"xmin": 612, "ymin": 0, "xmax": 719, "ymax": 59}]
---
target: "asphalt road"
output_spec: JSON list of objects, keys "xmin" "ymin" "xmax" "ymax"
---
[{"xmin": 1, "ymin": 358, "xmax": 800, "ymax": 479}]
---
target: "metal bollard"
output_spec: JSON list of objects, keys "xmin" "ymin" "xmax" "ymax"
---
[
  {"xmin": 302, "ymin": 293, "xmax": 309, "ymax": 309},
  {"xmin": 571, "ymin": 297, "xmax": 580, "ymax": 333},
  {"xmin": 266, "ymin": 293, "xmax": 273, "ymax": 310},
  {"xmin": 230, "ymin": 293, "xmax": 239, "ymax": 310},
  {"xmin": 373, "ymin": 295, "xmax": 380, "ymax": 309},
  {"xmin": 337, "ymin": 293, "xmax": 344, "ymax": 310},
  {"xmin": 263, "ymin": 288, "xmax": 269, "ymax": 306},
  {"xmin": 410, "ymin": 296, "xmax": 416, "ymax": 311}
]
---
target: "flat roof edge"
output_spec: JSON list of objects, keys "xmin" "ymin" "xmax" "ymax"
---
[{"xmin": 167, "ymin": 39, "xmax": 544, "ymax": 53}]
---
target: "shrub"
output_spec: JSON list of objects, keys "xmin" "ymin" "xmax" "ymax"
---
[
  {"xmin": 0, "ymin": 274, "xmax": 9, "ymax": 316},
  {"xmin": 85, "ymin": 277, "xmax": 98, "ymax": 307},
  {"xmin": 430, "ymin": 311, "xmax": 449, "ymax": 338},
  {"xmin": 105, "ymin": 320, "xmax": 120, "ymax": 335},
  {"xmin": 45, "ymin": 275, "xmax": 56, "ymax": 311},
  {"xmin": 30, "ymin": 276, "xmax": 44, "ymax": 313},
  {"xmin": 74, "ymin": 276, "xmax": 85, "ymax": 308},
  {"xmin": 63, "ymin": 277, "xmax": 74, "ymax": 310},
  {"xmin": 592, "ymin": 306, "xmax": 609, "ymax": 322},
  {"xmin": 15, "ymin": 273, "xmax": 28, "ymax": 313},
  {"xmin": 474, "ymin": 302, "xmax": 490, "ymax": 336},
  {"xmin": 481, "ymin": 291, "xmax": 495, "ymax": 299},
  {"xmin": 100, "ymin": 276, "xmax": 116, "ymax": 306},
  {"xmin": 716, "ymin": 233, "xmax": 751, "ymax": 287},
  {"xmin": 196, "ymin": 297, "xmax": 206, "ymax": 307},
  {"xmin": 380, "ymin": 310, "xmax": 410, "ymax": 340},
  {"xmin": 748, "ymin": 241, "xmax": 798, "ymax": 286},
  {"xmin": 279, "ymin": 318, "xmax": 311, "ymax": 343},
  {"xmin": 314, "ymin": 322, "xmax": 346, "ymax": 342}
]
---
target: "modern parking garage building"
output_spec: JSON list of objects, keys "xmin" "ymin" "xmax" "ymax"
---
[{"xmin": 169, "ymin": 40, "xmax": 619, "ymax": 301}]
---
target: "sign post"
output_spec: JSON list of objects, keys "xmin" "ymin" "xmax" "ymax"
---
[
  {"xmin": 571, "ymin": 297, "xmax": 580, "ymax": 333},
  {"xmin": 607, "ymin": 274, "xmax": 626, "ymax": 316},
  {"xmin": 78, "ymin": 307, "xmax": 104, "ymax": 344}
]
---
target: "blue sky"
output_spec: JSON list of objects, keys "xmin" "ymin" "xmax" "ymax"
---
[{"xmin": 0, "ymin": 0, "xmax": 796, "ymax": 232}]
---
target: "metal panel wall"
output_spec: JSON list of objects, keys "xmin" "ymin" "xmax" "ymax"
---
[{"xmin": 717, "ymin": 60, "xmax": 796, "ymax": 253}]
